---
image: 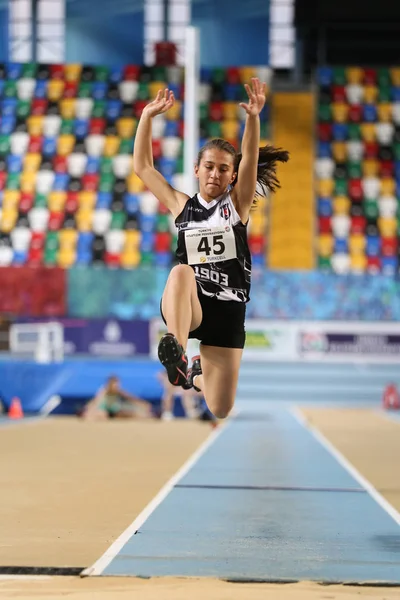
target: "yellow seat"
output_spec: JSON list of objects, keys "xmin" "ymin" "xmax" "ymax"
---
[
  {"xmin": 78, "ymin": 191, "xmax": 96, "ymax": 209},
  {"xmin": 333, "ymin": 196, "xmax": 350, "ymax": 214},
  {"xmin": 1, "ymin": 208, "xmax": 18, "ymax": 233},
  {"xmin": 346, "ymin": 67, "xmax": 363, "ymax": 84},
  {"xmin": 381, "ymin": 178, "xmax": 395, "ymax": 195},
  {"xmin": 103, "ymin": 135, "xmax": 120, "ymax": 157},
  {"xmin": 378, "ymin": 216, "xmax": 397, "ymax": 237},
  {"xmin": 222, "ymin": 102, "xmax": 238, "ymax": 120},
  {"xmin": 27, "ymin": 116, "xmax": 44, "ymax": 136},
  {"xmin": 60, "ymin": 98, "xmax": 76, "ymax": 119},
  {"xmin": 363, "ymin": 85, "xmax": 378, "ymax": 104},
  {"xmin": 127, "ymin": 171, "xmax": 145, "ymax": 193},
  {"xmin": 349, "ymin": 234, "xmax": 366, "ymax": 254},
  {"xmin": 165, "ymin": 100, "xmax": 182, "ymax": 121},
  {"xmin": 59, "ymin": 229, "xmax": 78, "ymax": 249},
  {"xmin": 332, "ymin": 102, "xmax": 349, "ymax": 123},
  {"xmin": 120, "ymin": 249, "xmax": 141, "ymax": 268},
  {"xmin": 47, "ymin": 80, "xmax": 65, "ymax": 102},
  {"xmin": 65, "ymin": 63, "xmax": 82, "ymax": 82},
  {"xmin": 317, "ymin": 234, "xmax": 333, "ymax": 257},
  {"xmin": 124, "ymin": 230, "xmax": 141, "ymax": 248},
  {"xmin": 48, "ymin": 191, "xmax": 66, "ymax": 212},
  {"xmin": 362, "ymin": 159, "xmax": 379, "ymax": 177},
  {"xmin": 57, "ymin": 248, "xmax": 76, "ymax": 268},
  {"xmin": 239, "ymin": 67, "xmax": 256, "ymax": 83},
  {"xmin": 149, "ymin": 81, "xmax": 166, "ymax": 99},
  {"xmin": 377, "ymin": 103, "xmax": 392, "ymax": 122},
  {"xmin": 2, "ymin": 190, "xmax": 20, "ymax": 210},
  {"xmin": 57, "ymin": 134, "xmax": 75, "ymax": 156},
  {"xmin": 361, "ymin": 123, "xmax": 376, "ymax": 141},
  {"xmin": 390, "ymin": 68, "xmax": 400, "ymax": 86},
  {"xmin": 350, "ymin": 253, "xmax": 367, "ymax": 272},
  {"xmin": 331, "ymin": 142, "xmax": 347, "ymax": 162},
  {"xmin": 24, "ymin": 153, "xmax": 41, "ymax": 173},
  {"xmin": 317, "ymin": 179, "xmax": 334, "ymax": 197},
  {"xmin": 116, "ymin": 118, "xmax": 136, "ymax": 139},
  {"xmin": 20, "ymin": 171, "xmax": 36, "ymax": 193},
  {"xmin": 221, "ymin": 120, "xmax": 239, "ymax": 140},
  {"xmin": 75, "ymin": 208, "xmax": 93, "ymax": 232}
]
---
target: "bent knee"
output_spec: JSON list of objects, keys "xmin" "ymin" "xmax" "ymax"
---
[
  {"xmin": 207, "ymin": 398, "xmax": 234, "ymax": 420},
  {"xmin": 169, "ymin": 264, "xmax": 195, "ymax": 281}
]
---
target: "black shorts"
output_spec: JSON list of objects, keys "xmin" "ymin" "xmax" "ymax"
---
[{"xmin": 160, "ymin": 289, "xmax": 246, "ymax": 349}]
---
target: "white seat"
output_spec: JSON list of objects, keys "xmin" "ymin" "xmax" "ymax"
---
[
  {"xmin": 345, "ymin": 84, "xmax": 363, "ymax": 105},
  {"xmin": 152, "ymin": 115, "xmax": 166, "ymax": 140},
  {"xmin": 0, "ymin": 246, "xmax": 13, "ymax": 266},
  {"xmin": 11, "ymin": 227, "xmax": 32, "ymax": 251},
  {"xmin": 378, "ymin": 195, "xmax": 397, "ymax": 218},
  {"xmin": 16, "ymin": 78, "xmax": 36, "ymax": 101},
  {"xmin": 256, "ymin": 66, "xmax": 272, "ymax": 86},
  {"xmin": 67, "ymin": 153, "xmax": 88, "ymax": 178},
  {"xmin": 10, "ymin": 132, "xmax": 29, "ymax": 156},
  {"xmin": 362, "ymin": 176, "xmax": 380, "ymax": 199},
  {"xmin": 161, "ymin": 136, "xmax": 181, "ymax": 159},
  {"xmin": 331, "ymin": 252, "xmax": 351, "ymax": 274},
  {"xmin": 346, "ymin": 141, "xmax": 363, "ymax": 162},
  {"xmin": 43, "ymin": 115, "xmax": 62, "ymax": 137},
  {"xmin": 105, "ymin": 230, "xmax": 125, "ymax": 253},
  {"xmin": 113, "ymin": 154, "xmax": 133, "ymax": 178},
  {"xmin": 392, "ymin": 103, "xmax": 400, "ymax": 125},
  {"xmin": 119, "ymin": 81, "xmax": 139, "ymax": 103},
  {"xmin": 138, "ymin": 191, "xmax": 158, "ymax": 215},
  {"xmin": 166, "ymin": 66, "xmax": 183, "ymax": 84},
  {"xmin": 199, "ymin": 83, "xmax": 211, "ymax": 103},
  {"xmin": 376, "ymin": 122, "xmax": 394, "ymax": 145},
  {"xmin": 36, "ymin": 170, "xmax": 55, "ymax": 194},
  {"xmin": 75, "ymin": 98, "xmax": 94, "ymax": 120},
  {"xmin": 331, "ymin": 214, "xmax": 351, "ymax": 237},
  {"xmin": 168, "ymin": 214, "xmax": 177, "ymax": 234},
  {"xmin": 85, "ymin": 134, "xmax": 105, "ymax": 157},
  {"xmin": 92, "ymin": 209, "xmax": 112, "ymax": 235},
  {"xmin": 315, "ymin": 158, "xmax": 335, "ymax": 180},
  {"xmin": 171, "ymin": 173, "xmax": 187, "ymax": 192},
  {"xmin": 28, "ymin": 207, "xmax": 50, "ymax": 232}
]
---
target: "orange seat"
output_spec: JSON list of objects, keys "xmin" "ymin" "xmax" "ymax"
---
[
  {"xmin": 59, "ymin": 229, "xmax": 78, "ymax": 249},
  {"xmin": 124, "ymin": 230, "xmax": 141, "ymax": 248},
  {"xmin": 75, "ymin": 208, "xmax": 93, "ymax": 232},
  {"xmin": 363, "ymin": 85, "xmax": 378, "ymax": 104},
  {"xmin": 116, "ymin": 118, "xmax": 136, "ymax": 139},
  {"xmin": 57, "ymin": 248, "xmax": 76, "ymax": 268},
  {"xmin": 165, "ymin": 100, "xmax": 182, "ymax": 121},
  {"xmin": 377, "ymin": 103, "xmax": 392, "ymax": 122},
  {"xmin": 64, "ymin": 64, "xmax": 82, "ymax": 82},
  {"xmin": 390, "ymin": 68, "xmax": 400, "ymax": 86},
  {"xmin": 333, "ymin": 196, "xmax": 350, "ymax": 215},
  {"xmin": 26, "ymin": 116, "xmax": 44, "ymax": 136},
  {"xmin": 127, "ymin": 172, "xmax": 145, "ymax": 193},
  {"xmin": 317, "ymin": 234, "xmax": 334, "ymax": 257},
  {"xmin": 48, "ymin": 191, "xmax": 67, "ymax": 212},
  {"xmin": 1, "ymin": 208, "xmax": 18, "ymax": 233},
  {"xmin": 222, "ymin": 102, "xmax": 238, "ymax": 120},
  {"xmin": 149, "ymin": 81, "xmax": 167, "ymax": 99},
  {"xmin": 349, "ymin": 233, "xmax": 366, "ymax": 254},
  {"xmin": 381, "ymin": 178, "xmax": 395, "ymax": 195},
  {"xmin": 362, "ymin": 159, "xmax": 379, "ymax": 177},
  {"xmin": 346, "ymin": 67, "xmax": 363, "ymax": 84},
  {"xmin": 24, "ymin": 153, "xmax": 41, "ymax": 173},
  {"xmin": 78, "ymin": 191, "xmax": 96, "ymax": 209},
  {"xmin": 120, "ymin": 249, "xmax": 141, "ymax": 268},
  {"xmin": 332, "ymin": 102, "xmax": 349, "ymax": 123},
  {"xmin": 317, "ymin": 179, "xmax": 334, "ymax": 197},
  {"xmin": 60, "ymin": 98, "xmax": 76, "ymax": 119},
  {"xmin": 332, "ymin": 142, "xmax": 347, "ymax": 162},
  {"xmin": 103, "ymin": 135, "xmax": 120, "ymax": 157},
  {"xmin": 57, "ymin": 134, "xmax": 75, "ymax": 156},
  {"xmin": 361, "ymin": 123, "xmax": 376, "ymax": 141},
  {"xmin": 239, "ymin": 66, "xmax": 256, "ymax": 83},
  {"xmin": 47, "ymin": 80, "xmax": 65, "ymax": 102},
  {"xmin": 221, "ymin": 120, "xmax": 239, "ymax": 139},
  {"xmin": 350, "ymin": 253, "xmax": 367, "ymax": 272},
  {"xmin": 2, "ymin": 190, "xmax": 20, "ymax": 210},
  {"xmin": 20, "ymin": 172, "xmax": 36, "ymax": 193},
  {"xmin": 378, "ymin": 216, "xmax": 397, "ymax": 237}
]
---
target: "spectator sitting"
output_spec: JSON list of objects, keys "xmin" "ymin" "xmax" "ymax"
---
[{"xmin": 81, "ymin": 375, "xmax": 153, "ymax": 420}]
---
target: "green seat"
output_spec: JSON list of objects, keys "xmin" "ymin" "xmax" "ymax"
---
[
  {"xmin": 92, "ymin": 100, "xmax": 106, "ymax": 117},
  {"xmin": 35, "ymin": 193, "xmax": 48, "ymax": 208},
  {"xmin": 396, "ymin": 203, "xmax": 400, "ymax": 221},
  {"xmin": 156, "ymin": 214, "xmax": 170, "ymax": 233},
  {"xmin": 100, "ymin": 157, "xmax": 113, "ymax": 175},
  {"xmin": 347, "ymin": 161, "xmax": 362, "ymax": 179},
  {"xmin": 45, "ymin": 231, "xmax": 59, "ymax": 251},
  {"xmin": 260, "ymin": 121, "xmax": 268, "ymax": 138},
  {"xmin": 207, "ymin": 121, "xmax": 222, "ymax": 137},
  {"xmin": 140, "ymin": 252, "xmax": 154, "ymax": 265},
  {"xmin": 0, "ymin": 135, "xmax": 11, "ymax": 155},
  {"xmin": 175, "ymin": 156, "xmax": 184, "ymax": 173},
  {"xmin": 151, "ymin": 66, "xmax": 167, "ymax": 81},
  {"xmin": 4, "ymin": 81, "xmax": 17, "ymax": 97},
  {"xmin": 333, "ymin": 67, "xmax": 346, "ymax": 85},
  {"xmin": 95, "ymin": 66, "xmax": 109, "ymax": 82},
  {"xmin": 334, "ymin": 178, "xmax": 347, "ymax": 196},
  {"xmin": 378, "ymin": 86, "xmax": 391, "ymax": 102},
  {"xmin": 78, "ymin": 82, "xmax": 92, "ymax": 98},
  {"xmin": 22, "ymin": 63, "xmax": 37, "ymax": 78},
  {"xmin": 199, "ymin": 103, "xmax": 208, "ymax": 120},
  {"xmin": 348, "ymin": 123, "xmax": 361, "ymax": 140},
  {"xmin": 17, "ymin": 100, "xmax": 31, "ymax": 119},
  {"xmin": 119, "ymin": 138, "xmax": 134, "ymax": 155},
  {"xmin": 377, "ymin": 68, "xmax": 391, "ymax": 88},
  {"xmin": 6, "ymin": 173, "xmax": 20, "ymax": 190},
  {"xmin": 137, "ymin": 82, "xmax": 149, "ymax": 100},
  {"xmin": 393, "ymin": 142, "xmax": 400, "ymax": 160},
  {"xmin": 60, "ymin": 119, "xmax": 74, "ymax": 135},
  {"xmin": 318, "ymin": 256, "xmax": 331, "ymax": 270},
  {"xmin": 318, "ymin": 103, "xmax": 332, "ymax": 122},
  {"xmin": 99, "ymin": 173, "xmax": 115, "ymax": 192},
  {"xmin": 44, "ymin": 248, "xmax": 58, "ymax": 266},
  {"xmin": 364, "ymin": 199, "xmax": 379, "ymax": 220},
  {"xmin": 211, "ymin": 67, "xmax": 226, "ymax": 85},
  {"xmin": 110, "ymin": 211, "xmax": 126, "ymax": 229}
]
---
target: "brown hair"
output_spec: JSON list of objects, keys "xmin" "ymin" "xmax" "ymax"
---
[{"xmin": 197, "ymin": 138, "xmax": 289, "ymax": 200}]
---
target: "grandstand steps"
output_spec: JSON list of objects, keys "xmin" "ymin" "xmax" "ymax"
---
[{"xmin": 269, "ymin": 92, "xmax": 315, "ymax": 270}]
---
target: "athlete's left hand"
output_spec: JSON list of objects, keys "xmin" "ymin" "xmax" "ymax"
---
[{"xmin": 239, "ymin": 77, "xmax": 267, "ymax": 116}]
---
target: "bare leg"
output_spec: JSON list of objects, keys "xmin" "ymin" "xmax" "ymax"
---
[{"xmin": 199, "ymin": 345, "xmax": 243, "ymax": 419}]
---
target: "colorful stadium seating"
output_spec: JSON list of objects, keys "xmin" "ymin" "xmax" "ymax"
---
[
  {"xmin": 0, "ymin": 62, "xmax": 270, "ymax": 268},
  {"xmin": 316, "ymin": 66, "xmax": 400, "ymax": 275}
]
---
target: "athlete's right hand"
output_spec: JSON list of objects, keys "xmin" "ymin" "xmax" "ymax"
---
[{"xmin": 143, "ymin": 88, "xmax": 175, "ymax": 118}]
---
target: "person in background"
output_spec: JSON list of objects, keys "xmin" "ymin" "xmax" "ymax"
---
[{"xmin": 81, "ymin": 375, "xmax": 153, "ymax": 420}]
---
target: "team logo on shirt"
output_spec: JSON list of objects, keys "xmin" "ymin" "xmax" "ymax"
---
[{"xmin": 220, "ymin": 203, "xmax": 231, "ymax": 220}]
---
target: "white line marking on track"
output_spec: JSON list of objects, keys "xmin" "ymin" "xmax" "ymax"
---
[
  {"xmin": 0, "ymin": 575, "xmax": 52, "ymax": 581},
  {"xmin": 82, "ymin": 414, "xmax": 237, "ymax": 577},
  {"xmin": 290, "ymin": 405, "xmax": 400, "ymax": 527}
]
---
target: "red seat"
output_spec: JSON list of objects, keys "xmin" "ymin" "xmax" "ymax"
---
[
  {"xmin": 53, "ymin": 155, "xmax": 68, "ymax": 173},
  {"xmin": 350, "ymin": 215, "xmax": 366, "ymax": 234},
  {"xmin": 48, "ymin": 211, "xmax": 65, "ymax": 231},
  {"xmin": 81, "ymin": 173, "xmax": 99, "ymax": 191},
  {"xmin": 317, "ymin": 123, "xmax": 332, "ymax": 142},
  {"xmin": 154, "ymin": 232, "xmax": 171, "ymax": 253},
  {"xmin": 31, "ymin": 98, "xmax": 48, "ymax": 116},
  {"xmin": 209, "ymin": 102, "xmax": 223, "ymax": 121},
  {"xmin": 348, "ymin": 179, "xmax": 363, "ymax": 201},
  {"xmin": 248, "ymin": 235, "xmax": 265, "ymax": 254},
  {"xmin": 0, "ymin": 172, "xmax": 7, "ymax": 190},
  {"xmin": 152, "ymin": 139, "xmax": 162, "ymax": 160},
  {"xmin": 65, "ymin": 191, "xmax": 79, "ymax": 213},
  {"xmin": 28, "ymin": 135, "xmax": 43, "ymax": 153},
  {"xmin": 364, "ymin": 68, "xmax": 377, "ymax": 85},
  {"xmin": 332, "ymin": 85, "xmax": 346, "ymax": 103},
  {"xmin": 364, "ymin": 141, "xmax": 378, "ymax": 158},
  {"xmin": 124, "ymin": 65, "xmax": 141, "ymax": 81},
  {"xmin": 134, "ymin": 100, "xmax": 147, "ymax": 119},
  {"xmin": 89, "ymin": 118, "xmax": 106, "ymax": 135},
  {"xmin": 226, "ymin": 67, "xmax": 240, "ymax": 84},
  {"xmin": 27, "ymin": 247, "xmax": 44, "ymax": 265},
  {"xmin": 30, "ymin": 232, "xmax": 45, "ymax": 250},
  {"xmin": 318, "ymin": 216, "xmax": 332, "ymax": 234},
  {"xmin": 367, "ymin": 256, "xmax": 381, "ymax": 273},
  {"xmin": 380, "ymin": 160, "xmax": 395, "ymax": 178},
  {"xmin": 104, "ymin": 252, "xmax": 121, "ymax": 267},
  {"xmin": 64, "ymin": 81, "xmax": 78, "ymax": 98},
  {"xmin": 381, "ymin": 237, "xmax": 398, "ymax": 256},
  {"xmin": 348, "ymin": 105, "xmax": 363, "ymax": 123},
  {"xmin": 20, "ymin": 192, "xmax": 34, "ymax": 213},
  {"xmin": 178, "ymin": 120, "xmax": 184, "ymax": 138},
  {"xmin": 50, "ymin": 64, "xmax": 65, "ymax": 80},
  {"xmin": 158, "ymin": 202, "xmax": 169, "ymax": 215}
]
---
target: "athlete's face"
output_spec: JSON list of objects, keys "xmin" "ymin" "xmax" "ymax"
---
[{"xmin": 195, "ymin": 149, "xmax": 237, "ymax": 200}]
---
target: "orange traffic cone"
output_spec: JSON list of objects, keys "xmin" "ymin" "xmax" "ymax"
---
[
  {"xmin": 8, "ymin": 397, "xmax": 24, "ymax": 419},
  {"xmin": 382, "ymin": 384, "xmax": 400, "ymax": 410}
]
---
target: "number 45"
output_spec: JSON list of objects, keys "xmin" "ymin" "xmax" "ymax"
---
[{"xmin": 197, "ymin": 235, "xmax": 225, "ymax": 256}]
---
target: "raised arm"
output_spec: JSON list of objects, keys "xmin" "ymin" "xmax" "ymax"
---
[
  {"xmin": 231, "ymin": 78, "xmax": 267, "ymax": 223},
  {"xmin": 133, "ymin": 89, "xmax": 189, "ymax": 218}
]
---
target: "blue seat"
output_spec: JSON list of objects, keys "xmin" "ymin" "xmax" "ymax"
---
[
  {"xmin": 251, "ymin": 254, "xmax": 265, "ymax": 267},
  {"xmin": 334, "ymin": 238, "xmax": 348, "ymax": 253},
  {"xmin": 366, "ymin": 235, "xmax": 381, "ymax": 257},
  {"xmin": 317, "ymin": 67, "xmax": 333, "ymax": 87},
  {"xmin": 109, "ymin": 66, "xmax": 123, "ymax": 84},
  {"xmin": 381, "ymin": 256, "xmax": 397, "ymax": 275},
  {"xmin": 106, "ymin": 99, "xmax": 122, "ymax": 120},
  {"xmin": 6, "ymin": 62, "xmax": 22, "ymax": 80},
  {"xmin": 77, "ymin": 232, "xmax": 94, "ymax": 251},
  {"xmin": 42, "ymin": 137, "xmax": 57, "ymax": 157},
  {"xmin": 74, "ymin": 118, "xmax": 89, "ymax": 139},
  {"xmin": 391, "ymin": 87, "xmax": 400, "ymax": 102},
  {"xmin": 363, "ymin": 104, "xmax": 377, "ymax": 122},
  {"xmin": 260, "ymin": 104, "xmax": 269, "ymax": 122},
  {"xmin": 332, "ymin": 123, "xmax": 348, "ymax": 141},
  {"xmin": 1, "ymin": 98, "xmax": 18, "ymax": 116},
  {"xmin": 158, "ymin": 157, "xmax": 177, "ymax": 178},
  {"xmin": 7, "ymin": 154, "xmax": 22, "ymax": 174},
  {"xmin": 395, "ymin": 160, "xmax": 400, "ymax": 180},
  {"xmin": 164, "ymin": 120, "xmax": 179, "ymax": 137},
  {"xmin": 34, "ymin": 80, "xmax": 48, "ymax": 99},
  {"xmin": 154, "ymin": 252, "xmax": 172, "ymax": 267},
  {"xmin": 75, "ymin": 251, "xmax": 92, "ymax": 265},
  {"xmin": 96, "ymin": 192, "xmax": 112, "ymax": 209},
  {"xmin": 0, "ymin": 81, "xmax": 4, "ymax": 96},
  {"xmin": 168, "ymin": 82, "xmax": 180, "ymax": 99},
  {"xmin": 53, "ymin": 173, "xmax": 70, "ymax": 191},
  {"xmin": 140, "ymin": 231, "xmax": 155, "ymax": 252},
  {"xmin": 92, "ymin": 82, "xmax": 108, "ymax": 100},
  {"xmin": 124, "ymin": 193, "xmax": 140, "ymax": 214},
  {"xmin": 12, "ymin": 250, "xmax": 27, "ymax": 265},
  {"xmin": 225, "ymin": 84, "xmax": 240, "ymax": 101},
  {"xmin": 86, "ymin": 156, "xmax": 100, "ymax": 174},
  {"xmin": 317, "ymin": 197, "xmax": 333, "ymax": 217},
  {"xmin": 140, "ymin": 215, "xmax": 156, "ymax": 234},
  {"xmin": 0, "ymin": 115, "xmax": 16, "ymax": 135},
  {"xmin": 317, "ymin": 141, "xmax": 332, "ymax": 158},
  {"xmin": 200, "ymin": 67, "xmax": 212, "ymax": 83}
]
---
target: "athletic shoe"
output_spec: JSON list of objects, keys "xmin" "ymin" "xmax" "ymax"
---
[
  {"xmin": 184, "ymin": 355, "xmax": 202, "ymax": 392},
  {"xmin": 157, "ymin": 333, "xmax": 188, "ymax": 387}
]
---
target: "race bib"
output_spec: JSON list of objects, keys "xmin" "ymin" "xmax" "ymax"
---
[{"xmin": 185, "ymin": 226, "xmax": 237, "ymax": 265}]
